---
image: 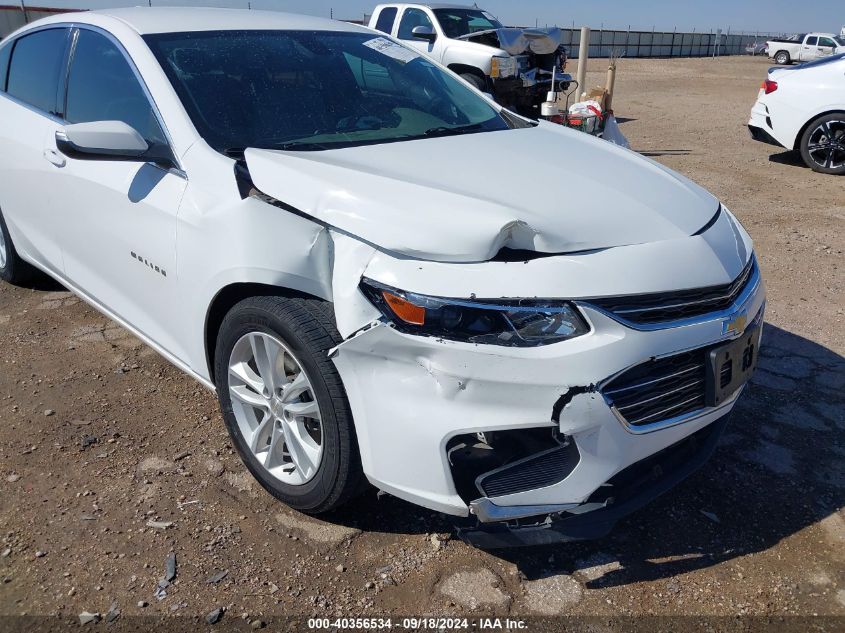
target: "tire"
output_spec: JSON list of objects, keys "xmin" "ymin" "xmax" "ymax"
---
[
  {"xmin": 774, "ymin": 50, "xmax": 790, "ymax": 65},
  {"xmin": 460, "ymin": 72, "xmax": 487, "ymax": 91},
  {"xmin": 799, "ymin": 113, "xmax": 845, "ymax": 175},
  {"xmin": 0, "ymin": 206, "xmax": 36, "ymax": 285},
  {"xmin": 213, "ymin": 296, "xmax": 365, "ymax": 514}
]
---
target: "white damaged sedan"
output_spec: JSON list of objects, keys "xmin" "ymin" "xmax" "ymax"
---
[{"xmin": 0, "ymin": 8, "xmax": 764, "ymax": 547}]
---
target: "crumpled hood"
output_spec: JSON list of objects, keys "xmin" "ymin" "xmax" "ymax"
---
[
  {"xmin": 460, "ymin": 27, "xmax": 562, "ymax": 55},
  {"xmin": 244, "ymin": 122, "xmax": 719, "ymax": 263}
]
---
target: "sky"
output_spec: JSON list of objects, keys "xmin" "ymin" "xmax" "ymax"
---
[{"xmin": 20, "ymin": 0, "xmax": 845, "ymax": 35}]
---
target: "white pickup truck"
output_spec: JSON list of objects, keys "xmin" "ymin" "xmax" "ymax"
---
[
  {"xmin": 767, "ymin": 32, "xmax": 845, "ymax": 65},
  {"xmin": 368, "ymin": 3, "xmax": 569, "ymax": 115}
]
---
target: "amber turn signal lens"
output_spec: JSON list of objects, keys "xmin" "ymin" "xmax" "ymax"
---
[{"xmin": 382, "ymin": 291, "xmax": 425, "ymax": 325}]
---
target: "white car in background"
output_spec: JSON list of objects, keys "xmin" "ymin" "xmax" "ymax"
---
[
  {"xmin": 749, "ymin": 53, "xmax": 845, "ymax": 175},
  {"xmin": 767, "ymin": 33, "xmax": 845, "ymax": 65},
  {"xmin": 0, "ymin": 8, "xmax": 765, "ymax": 547}
]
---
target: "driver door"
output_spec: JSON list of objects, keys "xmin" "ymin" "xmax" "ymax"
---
[
  {"xmin": 817, "ymin": 37, "xmax": 838, "ymax": 58},
  {"xmin": 395, "ymin": 7, "xmax": 442, "ymax": 58},
  {"xmin": 45, "ymin": 27, "xmax": 188, "ymax": 358}
]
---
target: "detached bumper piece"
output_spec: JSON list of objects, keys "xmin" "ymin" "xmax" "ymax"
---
[{"xmin": 457, "ymin": 415, "xmax": 730, "ymax": 549}]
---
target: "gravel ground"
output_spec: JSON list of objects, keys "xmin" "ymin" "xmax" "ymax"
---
[{"xmin": 0, "ymin": 56, "xmax": 843, "ymax": 628}]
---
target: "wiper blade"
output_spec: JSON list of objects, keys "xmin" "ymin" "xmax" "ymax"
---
[
  {"xmin": 423, "ymin": 123, "xmax": 485, "ymax": 138},
  {"xmin": 223, "ymin": 147, "xmax": 246, "ymax": 158},
  {"xmin": 257, "ymin": 141, "xmax": 333, "ymax": 152}
]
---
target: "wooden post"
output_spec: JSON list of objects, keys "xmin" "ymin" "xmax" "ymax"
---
[
  {"xmin": 576, "ymin": 27, "xmax": 590, "ymax": 102},
  {"xmin": 604, "ymin": 61, "xmax": 616, "ymax": 112}
]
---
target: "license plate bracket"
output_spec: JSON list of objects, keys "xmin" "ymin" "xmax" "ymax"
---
[{"xmin": 705, "ymin": 325, "xmax": 760, "ymax": 407}]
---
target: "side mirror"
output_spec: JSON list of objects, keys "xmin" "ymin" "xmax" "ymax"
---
[
  {"xmin": 411, "ymin": 26, "xmax": 437, "ymax": 42},
  {"xmin": 56, "ymin": 121, "xmax": 175, "ymax": 168}
]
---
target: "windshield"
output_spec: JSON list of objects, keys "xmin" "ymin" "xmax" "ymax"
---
[
  {"xmin": 143, "ymin": 30, "xmax": 509, "ymax": 154},
  {"xmin": 835, "ymin": 36, "xmax": 844, "ymax": 46},
  {"xmin": 433, "ymin": 9, "xmax": 503, "ymax": 38}
]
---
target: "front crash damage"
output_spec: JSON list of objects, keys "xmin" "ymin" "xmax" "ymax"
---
[
  {"xmin": 458, "ymin": 27, "xmax": 571, "ymax": 114},
  {"xmin": 233, "ymin": 144, "xmax": 764, "ymax": 548}
]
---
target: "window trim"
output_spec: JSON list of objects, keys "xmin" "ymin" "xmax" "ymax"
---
[
  {"xmin": 2, "ymin": 25, "xmax": 72, "ymax": 120},
  {"xmin": 63, "ymin": 24, "xmax": 181, "ymax": 171},
  {"xmin": 0, "ymin": 22, "xmax": 182, "ymax": 173}
]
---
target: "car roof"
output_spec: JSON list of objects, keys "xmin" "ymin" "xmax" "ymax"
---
[
  {"xmin": 378, "ymin": 3, "xmax": 479, "ymax": 10},
  {"xmin": 50, "ymin": 7, "xmax": 371, "ymax": 36}
]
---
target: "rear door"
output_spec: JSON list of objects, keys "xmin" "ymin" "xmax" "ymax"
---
[
  {"xmin": 801, "ymin": 35, "xmax": 819, "ymax": 61},
  {"xmin": 44, "ymin": 27, "xmax": 188, "ymax": 356},
  {"xmin": 371, "ymin": 6, "xmax": 398, "ymax": 34},
  {"xmin": 0, "ymin": 27, "xmax": 71, "ymax": 276}
]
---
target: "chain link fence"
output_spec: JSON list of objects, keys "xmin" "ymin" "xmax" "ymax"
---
[{"xmin": 560, "ymin": 28, "xmax": 781, "ymax": 58}]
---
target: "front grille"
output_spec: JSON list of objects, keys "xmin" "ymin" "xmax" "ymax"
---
[
  {"xmin": 585, "ymin": 257, "xmax": 756, "ymax": 325},
  {"xmin": 603, "ymin": 349, "xmax": 707, "ymax": 428},
  {"xmin": 477, "ymin": 442, "xmax": 580, "ymax": 498}
]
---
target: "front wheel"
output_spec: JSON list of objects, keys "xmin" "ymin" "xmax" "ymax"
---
[
  {"xmin": 799, "ymin": 114, "xmax": 845, "ymax": 175},
  {"xmin": 774, "ymin": 50, "xmax": 790, "ymax": 65},
  {"xmin": 214, "ymin": 296, "xmax": 365, "ymax": 514},
  {"xmin": 460, "ymin": 72, "xmax": 487, "ymax": 92},
  {"xmin": 0, "ymin": 206, "xmax": 36, "ymax": 285}
]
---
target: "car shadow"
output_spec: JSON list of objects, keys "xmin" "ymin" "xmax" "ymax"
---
[
  {"xmin": 330, "ymin": 323, "xmax": 844, "ymax": 587},
  {"xmin": 768, "ymin": 150, "xmax": 808, "ymax": 169},
  {"xmin": 17, "ymin": 271, "xmax": 65, "ymax": 292}
]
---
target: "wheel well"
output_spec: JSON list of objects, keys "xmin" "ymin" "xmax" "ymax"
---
[
  {"xmin": 447, "ymin": 64, "xmax": 486, "ymax": 81},
  {"xmin": 793, "ymin": 110, "xmax": 845, "ymax": 150},
  {"xmin": 204, "ymin": 283, "xmax": 320, "ymax": 385}
]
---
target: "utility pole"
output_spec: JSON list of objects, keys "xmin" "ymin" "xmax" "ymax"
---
[{"xmin": 19, "ymin": 0, "xmax": 28, "ymax": 24}]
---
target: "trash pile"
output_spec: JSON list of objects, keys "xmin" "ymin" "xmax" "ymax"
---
[{"xmin": 540, "ymin": 46, "xmax": 630, "ymax": 149}]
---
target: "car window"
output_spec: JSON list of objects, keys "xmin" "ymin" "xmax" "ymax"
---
[
  {"xmin": 806, "ymin": 36, "xmax": 818, "ymax": 46},
  {"xmin": 65, "ymin": 29, "xmax": 166, "ymax": 144},
  {"xmin": 144, "ymin": 30, "xmax": 509, "ymax": 154},
  {"xmin": 397, "ymin": 8, "xmax": 434, "ymax": 40},
  {"xmin": 433, "ymin": 9, "xmax": 503, "ymax": 38},
  {"xmin": 6, "ymin": 28, "xmax": 68, "ymax": 114},
  {"xmin": 0, "ymin": 43, "xmax": 10, "ymax": 91},
  {"xmin": 819, "ymin": 37, "xmax": 836, "ymax": 48},
  {"xmin": 374, "ymin": 7, "xmax": 397, "ymax": 34}
]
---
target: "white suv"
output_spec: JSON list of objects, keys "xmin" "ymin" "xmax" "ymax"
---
[{"xmin": 0, "ymin": 8, "xmax": 765, "ymax": 547}]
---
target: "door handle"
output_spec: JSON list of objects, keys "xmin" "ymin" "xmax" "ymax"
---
[{"xmin": 43, "ymin": 148, "xmax": 66, "ymax": 168}]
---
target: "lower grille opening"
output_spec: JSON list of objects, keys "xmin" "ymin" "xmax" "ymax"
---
[{"xmin": 447, "ymin": 427, "xmax": 579, "ymax": 503}]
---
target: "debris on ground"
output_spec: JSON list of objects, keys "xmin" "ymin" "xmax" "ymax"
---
[
  {"xmin": 206, "ymin": 607, "xmax": 224, "ymax": 624},
  {"xmin": 206, "ymin": 570, "xmax": 228, "ymax": 584},
  {"xmin": 78, "ymin": 612, "xmax": 100, "ymax": 625}
]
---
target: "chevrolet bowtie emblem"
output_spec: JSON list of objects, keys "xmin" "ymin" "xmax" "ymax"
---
[{"xmin": 723, "ymin": 312, "xmax": 747, "ymax": 336}]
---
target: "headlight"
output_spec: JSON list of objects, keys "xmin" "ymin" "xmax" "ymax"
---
[{"xmin": 360, "ymin": 279, "xmax": 589, "ymax": 347}]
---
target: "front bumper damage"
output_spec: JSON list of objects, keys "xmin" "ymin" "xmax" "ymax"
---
[
  {"xmin": 329, "ymin": 258, "xmax": 764, "ymax": 539},
  {"xmin": 458, "ymin": 413, "xmax": 730, "ymax": 548}
]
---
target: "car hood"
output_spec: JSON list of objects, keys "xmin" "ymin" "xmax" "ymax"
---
[{"xmin": 244, "ymin": 122, "xmax": 719, "ymax": 263}]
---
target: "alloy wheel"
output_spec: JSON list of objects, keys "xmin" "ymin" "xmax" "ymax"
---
[
  {"xmin": 227, "ymin": 332, "xmax": 324, "ymax": 486},
  {"xmin": 806, "ymin": 119, "xmax": 845, "ymax": 171}
]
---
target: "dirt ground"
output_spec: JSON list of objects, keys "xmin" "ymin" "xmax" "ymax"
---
[{"xmin": 0, "ymin": 56, "xmax": 843, "ymax": 629}]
